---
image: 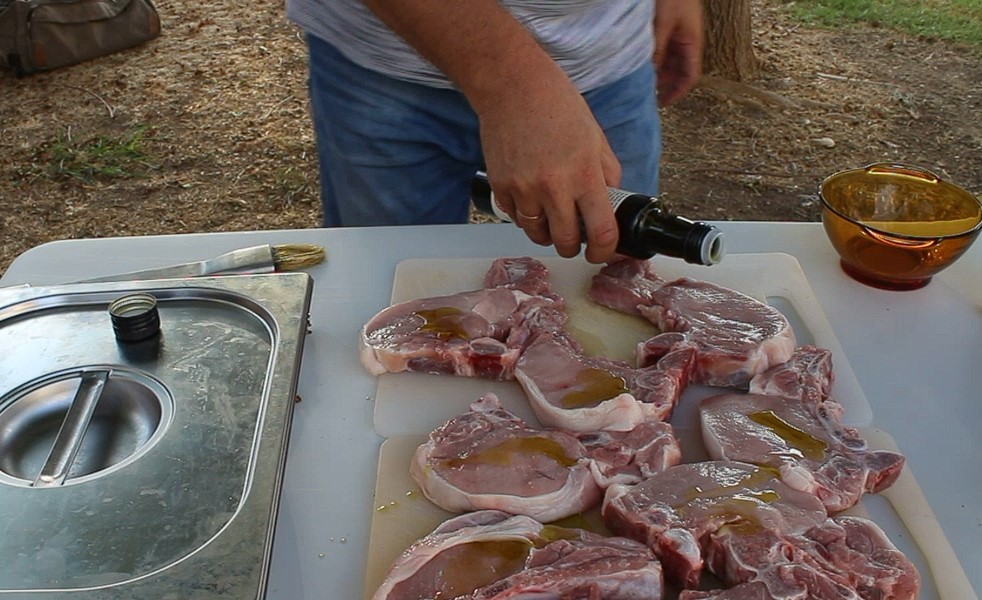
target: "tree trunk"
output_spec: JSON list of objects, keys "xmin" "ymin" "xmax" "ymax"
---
[{"xmin": 703, "ymin": 0, "xmax": 759, "ymax": 81}]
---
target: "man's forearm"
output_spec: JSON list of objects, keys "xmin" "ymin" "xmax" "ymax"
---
[{"xmin": 360, "ymin": 0, "xmax": 567, "ymax": 114}]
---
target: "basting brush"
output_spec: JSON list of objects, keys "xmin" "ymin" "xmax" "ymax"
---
[{"xmin": 76, "ymin": 243, "xmax": 326, "ymax": 283}]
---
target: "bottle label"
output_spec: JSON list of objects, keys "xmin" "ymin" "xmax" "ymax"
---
[
  {"xmin": 488, "ymin": 186, "xmax": 638, "ymax": 223},
  {"xmin": 607, "ymin": 187, "xmax": 634, "ymax": 212}
]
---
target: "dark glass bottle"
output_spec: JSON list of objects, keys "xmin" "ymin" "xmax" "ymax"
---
[{"xmin": 470, "ymin": 171, "xmax": 724, "ymax": 265}]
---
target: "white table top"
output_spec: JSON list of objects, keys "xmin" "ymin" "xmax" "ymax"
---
[{"xmin": 2, "ymin": 221, "xmax": 979, "ymax": 598}]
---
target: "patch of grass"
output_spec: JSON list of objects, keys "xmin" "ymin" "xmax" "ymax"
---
[
  {"xmin": 47, "ymin": 126, "xmax": 153, "ymax": 182},
  {"xmin": 783, "ymin": 0, "xmax": 982, "ymax": 47}
]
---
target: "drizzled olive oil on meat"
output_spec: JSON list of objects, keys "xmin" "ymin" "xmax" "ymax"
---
[
  {"xmin": 445, "ymin": 437, "xmax": 577, "ymax": 469},
  {"xmin": 680, "ymin": 466, "xmax": 782, "ymax": 507},
  {"xmin": 560, "ymin": 368, "xmax": 629, "ymax": 408},
  {"xmin": 676, "ymin": 466, "xmax": 782, "ymax": 535},
  {"xmin": 749, "ymin": 410, "xmax": 828, "ymax": 460},
  {"xmin": 431, "ymin": 540, "xmax": 532, "ymax": 599},
  {"xmin": 415, "ymin": 307, "xmax": 468, "ymax": 340}
]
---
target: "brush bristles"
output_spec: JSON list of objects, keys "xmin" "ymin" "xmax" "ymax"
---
[{"xmin": 271, "ymin": 243, "xmax": 327, "ymax": 271}]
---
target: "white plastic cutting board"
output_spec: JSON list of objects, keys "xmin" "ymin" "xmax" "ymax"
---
[{"xmin": 373, "ymin": 253, "xmax": 873, "ymax": 438}]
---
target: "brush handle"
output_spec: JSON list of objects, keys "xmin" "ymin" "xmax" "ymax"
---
[{"xmin": 76, "ymin": 245, "xmax": 276, "ymax": 283}]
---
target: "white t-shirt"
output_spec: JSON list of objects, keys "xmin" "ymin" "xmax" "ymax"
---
[{"xmin": 287, "ymin": 0, "xmax": 654, "ymax": 93}]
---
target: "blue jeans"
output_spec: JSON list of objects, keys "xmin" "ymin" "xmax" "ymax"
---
[{"xmin": 306, "ymin": 34, "xmax": 661, "ymax": 227}]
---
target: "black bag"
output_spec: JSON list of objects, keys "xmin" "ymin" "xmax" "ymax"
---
[{"xmin": 0, "ymin": 0, "xmax": 161, "ymax": 76}]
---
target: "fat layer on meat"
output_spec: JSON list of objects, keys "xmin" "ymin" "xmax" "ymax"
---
[
  {"xmin": 372, "ymin": 510, "xmax": 664, "ymax": 600},
  {"xmin": 411, "ymin": 394, "xmax": 682, "ymax": 522},
  {"xmin": 589, "ymin": 259, "xmax": 796, "ymax": 388},
  {"xmin": 700, "ymin": 346, "xmax": 905, "ymax": 513}
]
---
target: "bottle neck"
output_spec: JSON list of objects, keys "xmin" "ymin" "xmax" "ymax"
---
[{"xmin": 616, "ymin": 196, "xmax": 724, "ymax": 265}]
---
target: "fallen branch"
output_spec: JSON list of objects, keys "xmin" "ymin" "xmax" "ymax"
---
[
  {"xmin": 61, "ymin": 84, "xmax": 116, "ymax": 118},
  {"xmin": 699, "ymin": 75, "xmax": 831, "ymax": 111},
  {"xmin": 687, "ymin": 167, "xmax": 810, "ymax": 179},
  {"xmin": 261, "ymin": 95, "xmax": 294, "ymax": 120},
  {"xmin": 816, "ymin": 72, "xmax": 900, "ymax": 88}
]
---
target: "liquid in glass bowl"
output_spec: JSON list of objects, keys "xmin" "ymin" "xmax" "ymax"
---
[{"xmin": 819, "ymin": 163, "xmax": 981, "ymax": 290}]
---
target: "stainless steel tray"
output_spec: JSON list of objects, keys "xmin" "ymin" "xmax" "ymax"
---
[{"xmin": 0, "ymin": 273, "xmax": 313, "ymax": 598}]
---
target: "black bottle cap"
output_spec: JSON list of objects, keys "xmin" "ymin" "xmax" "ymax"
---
[{"xmin": 109, "ymin": 293, "xmax": 161, "ymax": 343}]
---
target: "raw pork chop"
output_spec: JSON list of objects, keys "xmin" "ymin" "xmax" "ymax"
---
[
  {"xmin": 589, "ymin": 259, "xmax": 796, "ymax": 388},
  {"xmin": 602, "ymin": 461, "xmax": 828, "ymax": 589},
  {"xmin": 411, "ymin": 394, "xmax": 601, "ymax": 522},
  {"xmin": 360, "ymin": 257, "xmax": 563, "ymax": 380},
  {"xmin": 514, "ymin": 331, "xmax": 696, "ymax": 432},
  {"xmin": 371, "ymin": 510, "xmax": 663, "ymax": 600},
  {"xmin": 794, "ymin": 516, "xmax": 920, "ymax": 599},
  {"xmin": 576, "ymin": 420, "xmax": 682, "ymax": 487},
  {"xmin": 411, "ymin": 394, "xmax": 681, "ymax": 522},
  {"xmin": 370, "ymin": 510, "xmax": 546, "ymax": 600},
  {"xmin": 697, "ymin": 516, "xmax": 919, "ymax": 600},
  {"xmin": 700, "ymin": 346, "xmax": 905, "ymax": 512},
  {"xmin": 471, "ymin": 532, "xmax": 664, "ymax": 599}
]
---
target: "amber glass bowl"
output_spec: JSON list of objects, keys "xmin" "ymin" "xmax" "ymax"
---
[{"xmin": 820, "ymin": 163, "xmax": 982, "ymax": 290}]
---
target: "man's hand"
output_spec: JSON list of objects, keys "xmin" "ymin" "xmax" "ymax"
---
[
  {"xmin": 653, "ymin": 0, "xmax": 704, "ymax": 106},
  {"xmin": 361, "ymin": 0, "xmax": 623, "ymax": 263},
  {"xmin": 478, "ymin": 69, "xmax": 622, "ymax": 264}
]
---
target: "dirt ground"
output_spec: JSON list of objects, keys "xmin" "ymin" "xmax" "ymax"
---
[{"xmin": 1, "ymin": 1, "xmax": 979, "ymax": 276}]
